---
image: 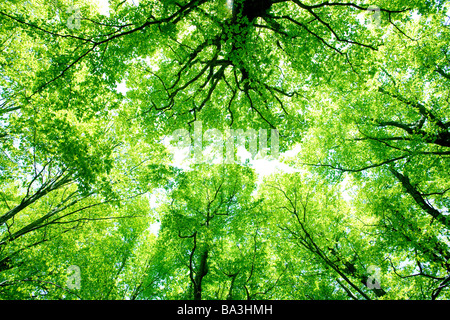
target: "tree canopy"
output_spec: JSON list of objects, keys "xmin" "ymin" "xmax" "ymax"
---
[{"xmin": 0, "ymin": 0, "xmax": 449, "ymax": 300}]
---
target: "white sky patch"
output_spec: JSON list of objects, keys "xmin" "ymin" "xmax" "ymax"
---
[
  {"xmin": 340, "ymin": 174, "xmax": 358, "ymax": 202},
  {"xmin": 282, "ymin": 143, "xmax": 302, "ymax": 158},
  {"xmin": 94, "ymin": 0, "xmax": 139, "ymax": 16},
  {"xmin": 165, "ymin": 140, "xmax": 301, "ymax": 175},
  {"xmin": 148, "ymin": 221, "xmax": 161, "ymax": 236},
  {"xmin": 94, "ymin": 0, "xmax": 110, "ymax": 16},
  {"xmin": 250, "ymin": 158, "xmax": 296, "ymax": 177},
  {"xmin": 148, "ymin": 188, "xmax": 167, "ymax": 209},
  {"xmin": 116, "ymin": 79, "xmax": 129, "ymax": 95}
]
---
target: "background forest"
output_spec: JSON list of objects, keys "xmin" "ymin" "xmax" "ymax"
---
[{"xmin": 0, "ymin": 0, "xmax": 449, "ymax": 300}]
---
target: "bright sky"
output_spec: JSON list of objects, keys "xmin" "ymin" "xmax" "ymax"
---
[
  {"xmin": 94, "ymin": 0, "xmax": 140, "ymax": 16},
  {"xmin": 94, "ymin": 0, "xmax": 109, "ymax": 16},
  {"xmin": 145, "ymin": 142, "xmax": 303, "ymax": 236}
]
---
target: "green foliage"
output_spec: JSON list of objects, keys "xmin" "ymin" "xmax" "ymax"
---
[{"xmin": 0, "ymin": 0, "xmax": 449, "ymax": 300}]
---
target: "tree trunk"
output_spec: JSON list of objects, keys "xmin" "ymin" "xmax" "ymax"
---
[{"xmin": 193, "ymin": 250, "xmax": 208, "ymax": 300}]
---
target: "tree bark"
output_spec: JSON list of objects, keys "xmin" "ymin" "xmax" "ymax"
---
[
  {"xmin": 193, "ymin": 249, "xmax": 208, "ymax": 300},
  {"xmin": 390, "ymin": 168, "xmax": 450, "ymax": 229}
]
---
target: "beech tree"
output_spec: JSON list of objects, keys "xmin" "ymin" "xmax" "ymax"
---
[{"xmin": 0, "ymin": 0, "xmax": 449, "ymax": 300}]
